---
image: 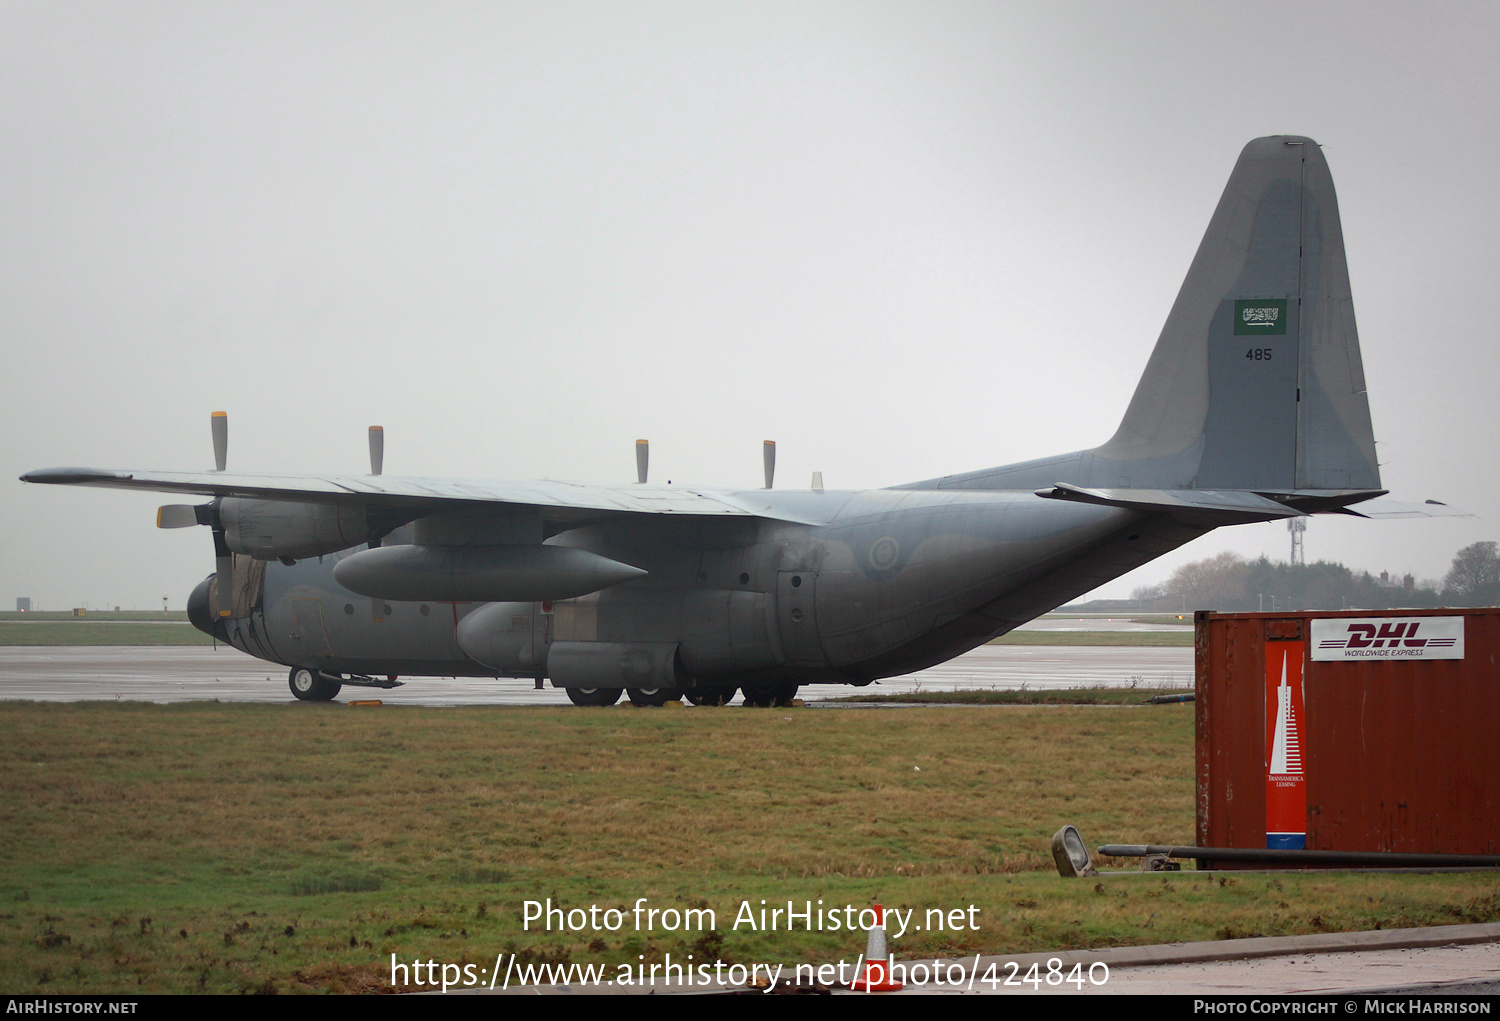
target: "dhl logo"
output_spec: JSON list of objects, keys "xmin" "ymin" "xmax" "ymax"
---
[{"xmin": 1317, "ymin": 621, "xmax": 1458, "ymax": 650}]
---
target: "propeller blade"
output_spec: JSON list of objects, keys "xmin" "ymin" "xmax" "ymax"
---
[
  {"xmin": 158, "ymin": 503, "xmax": 216, "ymax": 528},
  {"xmin": 763, "ymin": 440, "xmax": 775, "ymax": 490},
  {"xmin": 369, "ymin": 425, "xmax": 384, "ymax": 476},
  {"xmin": 212, "ymin": 525, "xmax": 233, "ymax": 618},
  {"xmin": 636, "ymin": 439, "xmax": 648, "ymax": 484},
  {"xmin": 211, "ymin": 411, "xmax": 228, "ymax": 471},
  {"xmin": 157, "ymin": 505, "xmax": 199, "ymax": 529}
]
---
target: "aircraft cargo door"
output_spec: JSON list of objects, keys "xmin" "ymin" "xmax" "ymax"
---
[{"xmin": 776, "ymin": 571, "xmax": 826, "ymax": 666}]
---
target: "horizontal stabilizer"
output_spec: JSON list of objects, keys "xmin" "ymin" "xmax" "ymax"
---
[
  {"xmin": 1335, "ymin": 498, "xmax": 1473, "ymax": 520},
  {"xmin": 1035, "ymin": 483, "xmax": 1303, "ymax": 524}
]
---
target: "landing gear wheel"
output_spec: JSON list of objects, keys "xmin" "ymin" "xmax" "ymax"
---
[
  {"xmin": 741, "ymin": 684, "xmax": 772, "ymax": 707},
  {"xmin": 288, "ymin": 667, "xmax": 341, "ymax": 702},
  {"xmin": 741, "ymin": 683, "xmax": 798, "ymax": 708},
  {"xmin": 684, "ymin": 687, "xmax": 738, "ymax": 706},
  {"xmin": 626, "ymin": 687, "xmax": 683, "ymax": 707},
  {"xmin": 566, "ymin": 686, "xmax": 622, "ymax": 707}
]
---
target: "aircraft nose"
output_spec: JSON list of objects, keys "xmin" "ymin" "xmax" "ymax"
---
[{"xmin": 186, "ymin": 574, "xmax": 228, "ymax": 642}]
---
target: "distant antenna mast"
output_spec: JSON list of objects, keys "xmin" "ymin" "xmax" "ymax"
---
[{"xmin": 1287, "ymin": 517, "xmax": 1306, "ymax": 566}]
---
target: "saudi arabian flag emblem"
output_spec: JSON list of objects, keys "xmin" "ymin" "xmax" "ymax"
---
[{"xmin": 1234, "ymin": 298, "xmax": 1287, "ymax": 335}]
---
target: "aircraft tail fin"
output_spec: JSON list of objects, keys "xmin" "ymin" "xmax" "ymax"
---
[{"xmin": 1092, "ymin": 135, "xmax": 1379, "ymax": 494}]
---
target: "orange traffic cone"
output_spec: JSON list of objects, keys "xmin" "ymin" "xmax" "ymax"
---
[{"xmin": 849, "ymin": 903, "xmax": 903, "ymax": 992}]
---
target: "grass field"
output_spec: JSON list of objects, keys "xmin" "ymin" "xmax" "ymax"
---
[
  {"xmin": 1, "ymin": 701, "xmax": 1495, "ymax": 994},
  {"xmin": 0, "ymin": 611, "xmax": 215, "ymax": 647},
  {"xmin": 0, "ymin": 622, "xmax": 215, "ymax": 646}
]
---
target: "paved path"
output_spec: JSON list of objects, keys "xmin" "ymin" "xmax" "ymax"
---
[{"xmin": 471, "ymin": 924, "xmax": 1500, "ymax": 996}]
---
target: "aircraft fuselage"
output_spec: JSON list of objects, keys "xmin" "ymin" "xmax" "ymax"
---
[{"xmin": 197, "ymin": 487, "xmax": 1192, "ymax": 690}]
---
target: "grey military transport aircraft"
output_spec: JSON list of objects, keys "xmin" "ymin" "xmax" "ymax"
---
[{"xmin": 23, "ymin": 136, "xmax": 1405, "ymax": 707}]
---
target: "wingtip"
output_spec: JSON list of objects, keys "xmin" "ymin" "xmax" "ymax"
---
[{"xmin": 19, "ymin": 467, "xmax": 133, "ymax": 485}]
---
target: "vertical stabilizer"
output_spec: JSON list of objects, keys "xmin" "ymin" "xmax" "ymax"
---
[{"xmin": 1093, "ymin": 136, "xmax": 1379, "ymax": 492}]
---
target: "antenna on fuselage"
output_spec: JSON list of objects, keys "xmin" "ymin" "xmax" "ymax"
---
[
  {"xmin": 636, "ymin": 439, "xmax": 648, "ymax": 484},
  {"xmin": 763, "ymin": 440, "xmax": 775, "ymax": 489}
]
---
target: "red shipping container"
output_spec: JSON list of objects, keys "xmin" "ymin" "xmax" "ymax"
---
[{"xmin": 1195, "ymin": 608, "xmax": 1500, "ymax": 867}]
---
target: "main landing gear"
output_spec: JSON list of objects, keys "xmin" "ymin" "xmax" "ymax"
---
[
  {"xmin": 562, "ymin": 684, "xmax": 796, "ymax": 707},
  {"xmin": 288, "ymin": 667, "xmax": 342, "ymax": 702},
  {"xmin": 740, "ymin": 683, "xmax": 799, "ymax": 708},
  {"xmin": 566, "ymin": 686, "xmax": 623, "ymax": 707},
  {"xmin": 626, "ymin": 687, "xmax": 684, "ymax": 707}
]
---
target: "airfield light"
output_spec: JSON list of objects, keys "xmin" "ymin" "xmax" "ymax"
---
[{"xmin": 1051, "ymin": 825, "xmax": 1096, "ymax": 877}]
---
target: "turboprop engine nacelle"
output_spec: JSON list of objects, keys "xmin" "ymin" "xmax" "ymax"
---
[
  {"xmin": 332, "ymin": 544, "xmax": 647, "ymax": 603},
  {"xmin": 220, "ymin": 497, "xmax": 375, "ymax": 561}
]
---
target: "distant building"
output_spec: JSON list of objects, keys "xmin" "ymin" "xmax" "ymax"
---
[
  {"xmin": 15, "ymin": 597, "xmax": 30, "ymax": 612},
  {"xmin": 1375, "ymin": 571, "xmax": 1416, "ymax": 592}
]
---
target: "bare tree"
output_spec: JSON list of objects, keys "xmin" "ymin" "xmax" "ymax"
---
[
  {"xmin": 1443, "ymin": 541, "xmax": 1500, "ymax": 605},
  {"xmin": 1167, "ymin": 551, "xmax": 1248, "ymax": 610}
]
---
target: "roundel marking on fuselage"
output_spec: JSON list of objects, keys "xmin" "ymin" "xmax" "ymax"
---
[{"xmin": 868, "ymin": 536, "xmax": 900, "ymax": 572}]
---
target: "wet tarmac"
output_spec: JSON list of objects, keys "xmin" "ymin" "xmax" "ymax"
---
[
  {"xmin": 1014, "ymin": 615, "xmax": 1192, "ymax": 632},
  {"xmin": 0, "ymin": 642, "xmax": 1193, "ymax": 705}
]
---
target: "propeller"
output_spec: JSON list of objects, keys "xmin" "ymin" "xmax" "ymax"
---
[
  {"xmin": 208, "ymin": 412, "xmax": 232, "ymax": 614},
  {"xmin": 636, "ymin": 439, "xmax": 648, "ymax": 484},
  {"xmin": 157, "ymin": 412, "xmax": 233, "ymax": 616},
  {"xmin": 763, "ymin": 440, "xmax": 775, "ymax": 489},
  {"xmin": 367, "ymin": 425, "xmax": 388, "ymax": 552},
  {"xmin": 162, "ymin": 416, "xmax": 401, "ymax": 617}
]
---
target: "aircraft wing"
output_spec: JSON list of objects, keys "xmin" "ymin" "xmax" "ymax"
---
[{"xmin": 18, "ymin": 466, "xmax": 826, "ymax": 525}]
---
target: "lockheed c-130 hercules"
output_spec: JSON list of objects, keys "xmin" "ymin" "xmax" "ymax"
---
[{"xmin": 23, "ymin": 136, "xmax": 1429, "ymax": 707}]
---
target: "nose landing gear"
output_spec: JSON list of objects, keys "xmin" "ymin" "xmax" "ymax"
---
[{"xmin": 288, "ymin": 667, "xmax": 342, "ymax": 702}]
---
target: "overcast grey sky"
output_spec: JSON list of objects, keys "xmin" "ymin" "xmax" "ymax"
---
[{"xmin": 4, "ymin": 1, "xmax": 1498, "ymax": 610}]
